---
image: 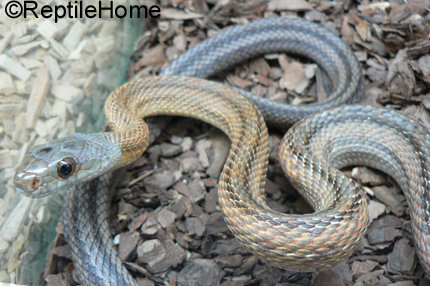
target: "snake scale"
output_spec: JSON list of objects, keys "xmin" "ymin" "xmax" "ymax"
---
[{"xmin": 13, "ymin": 17, "xmax": 430, "ymax": 285}]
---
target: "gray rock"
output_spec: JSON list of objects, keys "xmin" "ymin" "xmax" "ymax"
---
[
  {"xmin": 145, "ymin": 239, "xmax": 187, "ymax": 273},
  {"xmin": 195, "ymin": 138, "xmax": 212, "ymax": 168},
  {"xmin": 160, "ymin": 142, "xmax": 182, "ymax": 157},
  {"xmin": 171, "ymin": 135, "xmax": 183, "ymax": 144},
  {"xmin": 144, "ymin": 170, "xmax": 182, "ymax": 190},
  {"xmin": 185, "ymin": 217, "xmax": 205, "ymax": 236},
  {"xmin": 180, "ymin": 137, "xmax": 193, "ymax": 152},
  {"xmin": 119, "ymin": 231, "xmax": 139, "ymax": 261},
  {"xmin": 206, "ymin": 130, "xmax": 230, "ymax": 178},
  {"xmin": 351, "ymin": 166, "xmax": 386, "ymax": 185},
  {"xmin": 209, "ymin": 238, "xmax": 250, "ymax": 256},
  {"xmin": 206, "ymin": 212, "xmax": 230, "ymax": 235},
  {"xmin": 187, "ymin": 180, "xmax": 206, "ymax": 203},
  {"xmin": 367, "ymin": 215, "xmax": 403, "ymax": 245},
  {"xmin": 204, "ymin": 188, "xmax": 218, "ymax": 213},
  {"xmin": 141, "ymin": 216, "xmax": 160, "ymax": 235},
  {"xmin": 177, "ymin": 259, "xmax": 225, "ymax": 286},
  {"xmin": 387, "ymin": 238, "xmax": 415, "ymax": 274},
  {"xmin": 373, "ymin": 186, "xmax": 406, "ymax": 216},
  {"xmin": 137, "ymin": 239, "xmax": 166, "ymax": 268},
  {"xmin": 182, "ymin": 157, "xmax": 204, "ymax": 173},
  {"xmin": 214, "ymin": 254, "xmax": 243, "ymax": 268},
  {"xmin": 157, "ymin": 208, "xmax": 177, "ymax": 228},
  {"xmin": 313, "ymin": 269, "xmax": 349, "ymax": 286}
]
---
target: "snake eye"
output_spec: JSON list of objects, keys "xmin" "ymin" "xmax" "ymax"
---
[{"xmin": 57, "ymin": 157, "xmax": 76, "ymax": 179}]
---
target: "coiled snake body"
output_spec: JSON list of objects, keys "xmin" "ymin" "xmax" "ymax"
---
[{"xmin": 13, "ymin": 17, "xmax": 430, "ymax": 285}]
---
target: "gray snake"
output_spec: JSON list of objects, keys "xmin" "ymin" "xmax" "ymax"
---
[{"xmin": 13, "ymin": 17, "xmax": 430, "ymax": 285}]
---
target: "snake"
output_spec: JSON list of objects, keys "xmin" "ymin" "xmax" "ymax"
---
[{"xmin": 12, "ymin": 17, "xmax": 430, "ymax": 285}]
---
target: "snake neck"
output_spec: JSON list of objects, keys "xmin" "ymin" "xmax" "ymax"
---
[
  {"xmin": 111, "ymin": 127, "xmax": 150, "ymax": 167},
  {"xmin": 74, "ymin": 133, "xmax": 124, "ymax": 171},
  {"xmin": 80, "ymin": 130, "xmax": 149, "ymax": 171}
]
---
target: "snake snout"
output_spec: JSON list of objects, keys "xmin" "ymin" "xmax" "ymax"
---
[{"xmin": 13, "ymin": 171, "xmax": 43, "ymax": 196}]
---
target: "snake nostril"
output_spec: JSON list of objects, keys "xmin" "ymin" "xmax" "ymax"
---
[{"xmin": 31, "ymin": 178, "xmax": 40, "ymax": 190}]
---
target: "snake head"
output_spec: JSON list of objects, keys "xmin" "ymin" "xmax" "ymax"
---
[{"xmin": 13, "ymin": 134, "xmax": 121, "ymax": 198}]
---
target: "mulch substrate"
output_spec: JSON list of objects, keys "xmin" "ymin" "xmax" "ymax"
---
[{"xmin": 41, "ymin": 0, "xmax": 430, "ymax": 285}]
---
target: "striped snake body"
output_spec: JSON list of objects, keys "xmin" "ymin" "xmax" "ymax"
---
[{"xmin": 13, "ymin": 17, "xmax": 430, "ymax": 285}]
